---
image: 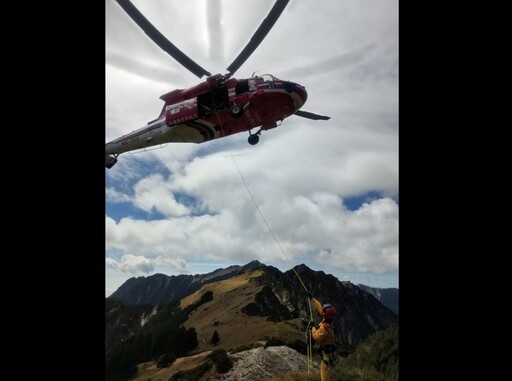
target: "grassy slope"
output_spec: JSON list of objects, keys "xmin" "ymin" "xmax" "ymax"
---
[
  {"xmin": 129, "ymin": 270, "xmax": 309, "ymax": 380},
  {"xmin": 129, "ymin": 351, "xmax": 213, "ymax": 381},
  {"xmin": 181, "ymin": 270, "xmax": 306, "ymax": 353}
]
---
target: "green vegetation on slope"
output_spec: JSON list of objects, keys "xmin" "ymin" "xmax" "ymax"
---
[
  {"xmin": 266, "ymin": 324, "xmax": 398, "ymax": 381},
  {"xmin": 105, "ymin": 291, "xmax": 213, "ymax": 381},
  {"xmin": 168, "ymin": 349, "xmax": 233, "ymax": 381},
  {"xmin": 332, "ymin": 324, "xmax": 398, "ymax": 381}
]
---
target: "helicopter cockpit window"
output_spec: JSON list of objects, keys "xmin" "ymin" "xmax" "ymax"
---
[{"xmin": 261, "ymin": 74, "xmax": 278, "ymax": 82}]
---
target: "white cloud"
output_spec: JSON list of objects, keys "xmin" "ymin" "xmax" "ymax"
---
[
  {"xmin": 106, "ymin": 0, "xmax": 398, "ymax": 294},
  {"xmin": 106, "ymin": 196, "xmax": 397, "ymax": 274},
  {"xmin": 315, "ymin": 198, "xmax": 398, "ymax": 273},
  {"xmin": 106, "ymin": 254, "xmax": 154, "ymax": 275},
  {"xmin": 106, "ymin": 187, "xmax": 131, "ymax": 203},
  {"xmin": 154, "ymin": 256, "xmax": 190, "ymax": 273},
  {"xmin": 133, "ymin": 174, "xmax": 191, "ymax": 217}
]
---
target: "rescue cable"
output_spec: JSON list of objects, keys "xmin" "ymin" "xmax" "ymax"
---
[{"xmin": 215, "ymin": 112, "xmax": 316, "ymax": 373}]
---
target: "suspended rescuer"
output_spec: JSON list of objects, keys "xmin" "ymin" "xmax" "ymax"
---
[{"xmin": 307, "ymin": 292, "xmax": 336, "ymax": 381}]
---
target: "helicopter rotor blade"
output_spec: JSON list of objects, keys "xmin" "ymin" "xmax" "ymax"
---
[
  {"xmin": 294, "ymin": 110, "xmax": 331, "ymax": 121},
  {"xmin": 115, "ymin": 0, "xmax": 211, "ymax": 79},
  {"xmin": 226, "ymin": 0, "xmax": 289, "ymax": 76}
]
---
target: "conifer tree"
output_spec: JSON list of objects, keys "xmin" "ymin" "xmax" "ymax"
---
[{"xmin": 210, "ymin": 330, "xmax": 220, "ymax": 346}]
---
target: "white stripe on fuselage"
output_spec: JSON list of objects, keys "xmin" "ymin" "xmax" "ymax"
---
[{"xmin": 105, "ymin": 117, "xmax": 218, "ymax": 155}]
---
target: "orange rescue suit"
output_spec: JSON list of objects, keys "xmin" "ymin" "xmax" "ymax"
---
[{"xmin": 310, "ymin": 297, "xmax": 336, "ymax": 381}]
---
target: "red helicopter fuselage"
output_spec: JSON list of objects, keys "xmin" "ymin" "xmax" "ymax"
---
[{"xmin": 105, "ymin": 73, "xmax": 308, "ymax": 157}]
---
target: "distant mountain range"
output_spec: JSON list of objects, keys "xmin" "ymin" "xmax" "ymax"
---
[
  {"xmin": 357, "ymin": 284, "xmax": 399, "ymax": 315},
  {"xmin": 107, "ymin": 261, "xmax": 398, "ymax": 353},
  {"xmin": 108, "ymin": 260, "xmax": 264, "ymax": 305}
]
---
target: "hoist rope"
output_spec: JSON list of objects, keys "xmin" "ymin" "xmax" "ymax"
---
[
  {"xmin": 215, "ymin": 110, "xmax": 315, "ymax": 373},
  {"xmin": 306, "ymin": 299, "xmax": 314, "ymax": 373}
]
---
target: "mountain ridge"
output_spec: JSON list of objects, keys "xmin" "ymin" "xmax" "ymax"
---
[
  {"xmin": 357, "ymin": 284, "xmax": 399, "ymax": 315},
  {"xmin": 106, "ymin": 261, "xmax": 398, "ymax": 380},
  {"xmin": 107, "ymin": 261, "xmax": 397, "ymax": 351},
  {"xmin": 108, "ymin": 260, "xmax": 266, "ymax": 305}
]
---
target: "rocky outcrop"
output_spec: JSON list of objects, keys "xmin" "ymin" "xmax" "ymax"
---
[{"xmin": 211, "ymin": 346, "xmax": 317, "ymax": 381}]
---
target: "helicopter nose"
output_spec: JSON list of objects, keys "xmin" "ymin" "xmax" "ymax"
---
[
  {"xmin": 281, "ymin": 81, "xmax": 308, "ymax": 109},
  {"xmin": 294, "ymin": 83, "xmax": 308, "ymax": 108}
]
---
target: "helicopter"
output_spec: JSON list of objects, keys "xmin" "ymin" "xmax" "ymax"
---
[{"xmin": 106, "ymin": 0, "xmax": 330, "ymax": 169}]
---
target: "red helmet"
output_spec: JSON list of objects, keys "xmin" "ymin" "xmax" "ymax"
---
[{"xmin": 322, "ymin": 304, "xmax": 336, "ymax": 320}]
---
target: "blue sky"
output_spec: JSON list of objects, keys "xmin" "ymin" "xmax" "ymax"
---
[{"xmin": 106, "ymin": 0, "xmax": 398, "ymax": 296}]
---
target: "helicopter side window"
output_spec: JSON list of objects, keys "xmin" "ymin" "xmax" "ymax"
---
[{"xmin": 235, "ymin": 80, "xmax": 249, "ymax": 95}]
